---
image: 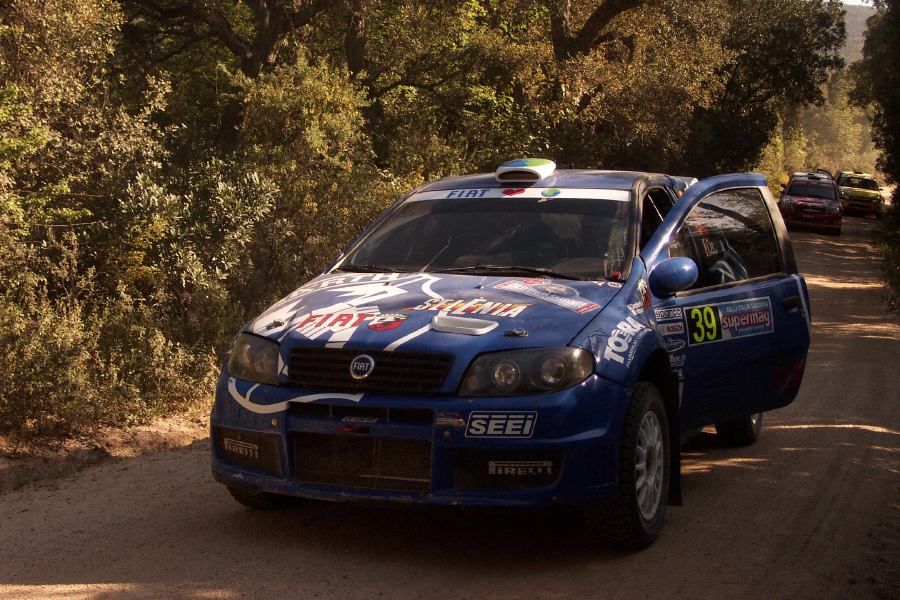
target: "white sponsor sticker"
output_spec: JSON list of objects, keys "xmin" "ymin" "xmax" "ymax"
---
[
  {"xmin": 658, "ymin": 322, "xmax": 685, "ymax": 336},
  {"xmin": 466, "ymin": 412, "xmax": 537, "ymax": 438},
  {"xmin": 223, "ymin": 438, "xmax": 259, "ymax": 459},
  {"xmin": 603, "ymin": 316, "xmax": 649, "ymax": 367},
  {"xmin": 488, "ymin": 460, "xmax": 553, "ymax": 476}
]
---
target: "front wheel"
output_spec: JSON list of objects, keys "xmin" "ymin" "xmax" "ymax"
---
[
  {"xmin": 585, "ymin": 381, "xmax": 670, "ymax": 550},
  {"xmin": 715, "ymin": 412, "xmax": 763, "ymax": 446}
]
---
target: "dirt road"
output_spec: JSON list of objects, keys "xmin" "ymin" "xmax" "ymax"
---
[{"xmin": 2, "ymin": 217, "xmax": 898, "ymax": 600}]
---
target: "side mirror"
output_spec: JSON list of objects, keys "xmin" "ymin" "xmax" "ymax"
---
[
  {"xmin": 649, "ymin": 257, "xmax": 698, "ymax": 298},
  {"xmin": 841, "ymin": 192, "xmax": 849, "ymax": 200}
]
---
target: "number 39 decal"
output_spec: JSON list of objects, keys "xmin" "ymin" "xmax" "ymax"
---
[{"xmin": 687, "ymin": 305, "xmax": 722, "ymax": 344}]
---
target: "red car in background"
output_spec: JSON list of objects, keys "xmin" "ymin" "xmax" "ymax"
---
[{"xmin": 778, "ymin": 172, "xmax": 843, "ymax": 236}]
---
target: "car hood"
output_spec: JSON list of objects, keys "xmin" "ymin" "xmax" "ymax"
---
[{"xmin": 247, "ymin": 272, "xmax": 624, "ymax": 355}]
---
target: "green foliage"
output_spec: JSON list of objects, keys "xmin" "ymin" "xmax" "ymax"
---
[
  {"xmin": 0, "ymin": 0, "xmax": 867, "ymax": 441},
  {"xmin": 852, "ymin": 0, "xmax": 900, "ymax": 182},
  {"xmin": 879, "ymin": 189, "xmax": 900, "ymax": 309},
  {"xmin": 756, "ymin": 72, "xmax": 879, "ymax": 185}
]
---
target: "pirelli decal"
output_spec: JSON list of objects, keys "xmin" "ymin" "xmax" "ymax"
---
[{"xmin": 686, "ymin": 297, "xmax": 773, "ymax": 346}]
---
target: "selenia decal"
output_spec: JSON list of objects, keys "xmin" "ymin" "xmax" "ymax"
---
[
  {"xmin": 494, "ymin": 280, "xmax": 599, "ymax": 314},
  {"xmin": 408, "ymin": 297, "xmax": 530, "ymax": 318},
  {"xmin": 686, "ymin": 297, "xmax": 773, "ymax": 345}
]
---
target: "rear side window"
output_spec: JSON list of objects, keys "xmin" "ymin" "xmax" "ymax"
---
[{"xmin": 669, "ymin": 188, "xmax": 782, "ymax": 289}]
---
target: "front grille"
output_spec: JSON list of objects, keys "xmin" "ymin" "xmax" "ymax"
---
[
  {"xmin": 288, "ymin": 403, "xmax": 434, "ymax": 425},
  {"xmin": 287, "ymin": 348, "xmax": 453, "ymax": 394},
  {"xmin": 293, "ymin": 433, "xmax": 431, "ymax": 493}
]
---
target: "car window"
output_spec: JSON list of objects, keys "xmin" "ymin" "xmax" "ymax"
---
[
  {"xmin": 785, "ymin": 182, "xmax": 836, "ymax": 201},
  {"xmin": 838, "ymin": 176, "xmax": 879, "ymax": 191},
  {"xmin": 640, "ymin": 189, "xmax": 675, "ymax": 248},
  {"xmin": 668, "ymin": 188, "xmax": 782, "ymax": 289},
  {"xmin": 343, "ymin": 195, "xmax": 632, "ymax": 280}
]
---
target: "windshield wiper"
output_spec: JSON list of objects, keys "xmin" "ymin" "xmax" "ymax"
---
[
  {"xmin": 435, "ymin": 265, "xmax": 583, "ymax": 280},
  {"xmin": 335, "ymin": 264, "xmax": 402, "ymax": 273}
]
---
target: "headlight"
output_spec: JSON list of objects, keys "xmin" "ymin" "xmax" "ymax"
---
[
  {"xmin": 781, "ymin": 197, "xmax": 795, "ymax": 210},
  {"xmin": 826, "ymin": 202, "xmax": 842, "ymax": 214},
  {"xmin": 459, "ymin": 348, "xmax": 593, "ymax": 396},
  {"xmin": 227, "ymin": 333, "xmax": 280, "ymax": 385}
]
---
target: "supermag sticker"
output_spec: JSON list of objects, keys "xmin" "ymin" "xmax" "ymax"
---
[{"xmin": 686, "ymin": 297, "xmax": 773, "ymax": 345}]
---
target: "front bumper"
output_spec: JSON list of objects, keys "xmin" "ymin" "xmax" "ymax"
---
[
  {"xmin": 210, "ymin": 370, "xmax": 629, "ymax": 507},
  {"xmin": 842, "ymin": 198, "xmax": 881, "ymax": 216},
  {"xmin": 780, "ymin": 209, "xmax": 841, "ymax": 231}
]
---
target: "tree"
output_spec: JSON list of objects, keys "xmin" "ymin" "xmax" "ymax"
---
[
  {"xmin": 679, "ymin": 0, "xmax": 845, "ymax": 176},
  {"xmin": 852, "ymin": 0, "xmax": 900, "ymax": 181}
]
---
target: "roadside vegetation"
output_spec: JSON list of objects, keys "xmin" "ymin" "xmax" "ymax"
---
[
  {"xmin": 0, "ymin": 0, "xmax": 885, "ymax": 442},
  {"xmin": 849, "ymin": 0, "xmax": 900, "ymax": 307}
]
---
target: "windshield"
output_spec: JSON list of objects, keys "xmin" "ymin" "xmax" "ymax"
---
[
  {"xmin": 838, "ymin": 176, "xmax": 879, "ymax": 191},
  {"xmin": 786, "ymin": 182, "xmax": 836, "ymax": 201},
  {"xmin": 341, "ymin": 194, "xmax": 632, "ymax": 280}
]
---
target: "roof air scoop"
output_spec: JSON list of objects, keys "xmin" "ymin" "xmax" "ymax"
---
[{"xmin": 495, "ymin": 158, "xmax": 556, "ymax": 182}]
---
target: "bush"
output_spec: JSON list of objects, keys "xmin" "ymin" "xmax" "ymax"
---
[{"xmin": 880, "ymin": 189, "xmax": 900, "ymax": 309}]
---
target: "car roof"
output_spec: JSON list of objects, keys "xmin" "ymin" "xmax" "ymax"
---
[
  {"xmin": 418, "ymin": 169, "xmax": 656, "ymax": 192},
  {"xmin": 789, "ymin": 173, "xmax": 835, "ymax": 185},
  {"xmin": 837, "ymin": 171, "xmax": 876, "ymax": 180}
]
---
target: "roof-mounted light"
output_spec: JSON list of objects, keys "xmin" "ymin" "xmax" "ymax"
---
[{"xmin": 495, "ymin": 158, "xmax": 556, "ymax": 182}]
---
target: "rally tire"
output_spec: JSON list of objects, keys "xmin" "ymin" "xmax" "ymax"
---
[
  {"xmin": 227, "ymin": 486, "xmax": 295, "ymax": 510},
  {"xmin": 715, "ymin": 412, "xmax": 763, "ymax": 446},
  {"xmin": 585, "ymin": 381, "xmax": 670, "ymax": 550}
]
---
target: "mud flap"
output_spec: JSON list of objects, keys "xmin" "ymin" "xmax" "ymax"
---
[
  {"xmin": 668, "ymin": 424, "xmax": 683, "ymax": 506},
  {"xmin": 668, "ymin": 405, "xmax": 683, "ymax": 506}
]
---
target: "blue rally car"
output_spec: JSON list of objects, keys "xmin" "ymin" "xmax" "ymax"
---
[{"xmin": 211, "ymin": 159, "xmax": 811, "ymax": 548}]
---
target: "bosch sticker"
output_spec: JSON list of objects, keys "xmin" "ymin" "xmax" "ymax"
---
[
  {"xmin": 686, "ymin": 297, "xmax": 773, "ymax": 345},
  {"xmin": 658, "ymin": 322, "xmax": 685, "ymax": 336}
]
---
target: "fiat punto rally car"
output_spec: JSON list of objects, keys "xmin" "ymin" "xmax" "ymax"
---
[{"xmin": 211, "ymin": 159, "xmax": 811, "ymax": 548}]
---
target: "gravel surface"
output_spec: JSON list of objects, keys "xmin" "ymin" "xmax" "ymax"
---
[{"xmin": 1, "ymin": 216, "xmax": 897, "ymax": 600}]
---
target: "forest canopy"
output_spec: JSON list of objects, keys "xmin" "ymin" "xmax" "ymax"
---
[{"xmin": 0, "ymin": 0, "xmax": 850, "ymax": 438}]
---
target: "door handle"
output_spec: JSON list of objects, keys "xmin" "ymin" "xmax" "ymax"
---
[{"xmin": 783, "ymin": 295, "xmax": 802, "ymax": 310}]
